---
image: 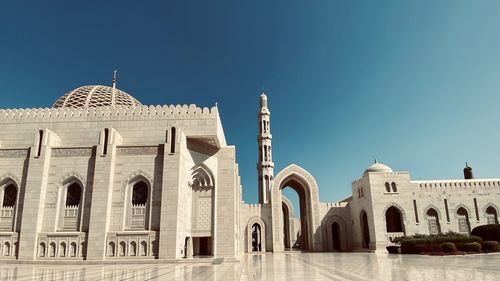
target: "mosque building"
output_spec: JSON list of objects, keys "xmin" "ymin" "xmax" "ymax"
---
[{"xmin": 0, "ymin": 79, "xmax": 498, "ymax": 261}]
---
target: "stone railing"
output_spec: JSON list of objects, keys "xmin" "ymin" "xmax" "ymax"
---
[
  {"xmin": 106, "ymin": 231, "xmax": 158, "ymax": 258},
  {"xmin": 37, "ymin": 232, "xmax": 87, "ymax": 259},
  {"xmin": 131, "ymin": 204, "xmax": 146, "ymax": 229},
  {"xmin": 0, "ymin": 206, "xmax": 14, "ymax": 231},
  {"xmin": 0, "ymin": 232, "xmax": 18, "ymax": 259},
  {"xmin": 63, "ymin": 205, "xmax": 79, "ymax": 231},
  {"xmin": 386, "ymin": 232, "xmax": 405, "ymax": 243}
]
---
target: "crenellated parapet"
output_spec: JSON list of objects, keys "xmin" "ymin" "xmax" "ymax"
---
[
  {"xmin": 323, "ymin": 202, "xmax": 349, "ymax": 208},
  {"xmin": 0, "ymin": 104, "xmax": 219, "ymax": 123},
  {"xmin": 413, "ymin": 179, "xmax": 500, "ymax": 191}
]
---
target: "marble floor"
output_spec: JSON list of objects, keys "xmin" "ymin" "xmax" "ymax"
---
[{"xmin": 0, "ymin": 252, "xmax": 499, "ymax": 280}]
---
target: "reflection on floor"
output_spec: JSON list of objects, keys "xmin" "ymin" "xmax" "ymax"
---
[{"xmin": 0, "ymin": 252, "xmax": 499, "ymax": 280}]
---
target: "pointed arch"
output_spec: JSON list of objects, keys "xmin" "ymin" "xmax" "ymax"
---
[
  {"xmin": 121, "ymin": 169, "xmax": 153, "ymax": 201},
  {"xmin": 384, "ymin": 204, "xmax": 405, "ymax": 233},
  {"xmin": 56, "ymin": 176, "xmax": 84, "ymax": 231},
  {"xmin": 123, "ymin": 171, "xmax": 153, "ymax": 231},
  {"xmin": 0, "ymin": 176, "xmax": 20, "ymax": 232},
  {"xmin": 189, "ymin": 163, "xmax": 215, "ymax": 190},
  {"xmin": 271, "ymin": 164, "xmax": 322, "ymax": 252},
  {"xmin": 246, "ymin": 217, "xmax": 266, "ymax": 252},
  {"xmin": 423, "ymin": 204, "xmax": 442, "ymax": 220},
  {"xmin": 325, "ymin": 215, "xmax": 347, "ymax": 252}
]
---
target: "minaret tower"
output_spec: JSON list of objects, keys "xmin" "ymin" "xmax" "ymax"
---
[{"xmin": 257, "ymin": 92, "xmax": 274, "ymax": 203}]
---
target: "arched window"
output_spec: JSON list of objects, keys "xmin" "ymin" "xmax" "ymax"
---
[
  {"xmin": 50, "ymin": 242, "xmax": 56, "ymax": 257},
  {"xmin": 128, "ymin": 180, "xmax": 149, "ymax": 230},
  {"xmin": 4, "ymin": 242, "xmax": 10, "ymax": 256},
  {"xmin": 70, "ymin": 242, "xmax": 77, "ymax": 257},
  {"xmin": 60, "ymin": 181, "xmax": 83, "ymax": 231},
  {"xmin": 60, "ymin": 242, "xmax": 66, "ymax": 257},
  {"xmin": 65, "ymin": 183, "xmax": 81, "ymax": 206},
  {"xmin": 391, "ymin": 182, "xmax": 397, "ymax": 192},
  {"xmin": 457, "ymin": 207, "xmax": 470, "ymax": 234},
  {"xmin": 132, "ymin": 182, "xmax": 148, "ymax": 205},
  {"xmin": 108, "ymin": 242, "xmax": 115, "ymax": 257},
  {"xmin": 119, "ymin": 241, "xmax": 126, "ymax": 256},
  {"xmin": 39, "ymin": 242, "xmax": 46, "ymax": 257},
  {"xmin": 486, "ymin": 206, "xmax": 498, "ymax": 224},
  {"xmin": 385, "ymin": 182, "xmax": 390, "ymax": 193},
  {"xmin": 2, "ymin": 184, "xmax": 16, "ymax": 207},
  {"xmin": 141, "ymin": 241, "xmax": 147, "ymax": 256},
  {"xmin": 426, "ymin": 208, "xmax": 441, "ymax": 234},
  {"xmin": 385, "ymin": 206, "xmax": 404, "ymax": 233},
  {"xmin": 130, "ymin": 241, "xmax": 137, "ymax": 256},
  {"xmin": 0, "ymin": 183, "xmax": 17, "ymax": 231}
]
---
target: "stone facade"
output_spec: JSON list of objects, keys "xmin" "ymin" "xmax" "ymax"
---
[{"xmin": 0, "ymin": 84, "xmax": 498, "ymax": 261}]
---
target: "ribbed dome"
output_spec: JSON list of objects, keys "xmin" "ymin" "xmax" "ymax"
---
[
  {"xmin": 52, "ymin": 85, "xmax": 142, "ymax": 108},
  {"xmin": 363, "ymin": 160, "xmax": 393, "ymax": 175}
]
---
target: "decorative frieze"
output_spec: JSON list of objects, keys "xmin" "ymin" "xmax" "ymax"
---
[
  {"xmin": 0, "ymin": 149, "xmax": 28, "ymax": 158},
  {"xmin": 52, "ymin": 147, "xmax": 93, "ymax": 157},
  {"xmin": 116, "ymin": 146, "xmax": 159, "ymax": 156}
]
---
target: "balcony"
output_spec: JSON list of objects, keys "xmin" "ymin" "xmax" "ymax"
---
[
  {"xmin": 131, "ymin": 204, "xmax": 146, "ymax": 229},
  {"xmin": 0, "ymin": 206, "xmax": 14, "ymax": 231},
  {"xmin": 63, "ymin": 205, "xmax": 79, "ymax": 231}
]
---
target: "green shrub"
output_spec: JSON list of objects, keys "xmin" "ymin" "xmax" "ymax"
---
[
  {"xmin": 386, "ymin": 246, "xmax": 399, "ymax": 254},
  {"xmin": 482, "ymin": 241, "xmax": 500, "ymax": 252},
  {"xmin": 440, "ymin": 242, "xmax": 457, "ymax": 253},
  {"xmin": 471, "ymin": 224, "xmax": 500, "ymax": 243},
  {"xmin": 401, "ymin": 240, "xmax": 419, "ymax": 254},
  {"xmin": 463, "ymin": 242, "xmax": 481, "ymax": 252}
]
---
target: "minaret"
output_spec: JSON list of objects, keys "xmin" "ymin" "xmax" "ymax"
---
[{"xmin": 257, "ymin": 92, "xmax": 274, "ymax": 203}]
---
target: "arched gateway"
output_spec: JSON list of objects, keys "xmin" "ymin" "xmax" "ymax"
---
[{"xmin": 270, "ymin": 164, "xmax": 323, "ymax": 252}]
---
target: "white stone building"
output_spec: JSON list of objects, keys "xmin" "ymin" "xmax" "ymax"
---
[{"xmin": 0, "ymin": 83, "xmax": 498, "ymax": 261}]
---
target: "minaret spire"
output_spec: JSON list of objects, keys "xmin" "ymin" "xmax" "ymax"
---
[
  {"xmin": 112, "ymin": 70, "xmax": 117, "ymax": 89},
  {"xmin": 257, "ymin": 91, "xmax": 274, "ymax": 204}
]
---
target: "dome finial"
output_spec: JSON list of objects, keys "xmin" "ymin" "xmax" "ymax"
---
[{"xmin": 112, "ymin": 70, "xmax": 117, "ymax": 89}]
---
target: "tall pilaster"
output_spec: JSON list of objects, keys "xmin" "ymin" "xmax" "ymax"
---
[
  {"xmin": 257, "ymin": 92, "xmax": 274, "ymax": 204},
  {"xmin": 86, "ymin": 128, "xmax": 120, "ymax": 260},
  {"xmin": 18, "ymin": 129, "xmax": 59, "ymax": 260}
]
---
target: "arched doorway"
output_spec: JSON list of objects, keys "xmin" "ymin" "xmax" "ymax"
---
[
  {"xmin": 246, "ymin": 217, "xmax": 266, "ymax": 252},
  {"xmin": 486, "ymin": 206, "xmax": 498, "ymax": 224},
  {"xmin": 457, "ymin": 207, "xmax": 470, "ymax": 234},
  {"xmin": 270, "ymin": 165, "xmax": 322, "ymax": 252},
  {"xmin": 331, "ymin": 222, "xmax": 341, "ymax": 251},
  {"xmin": 360, "ymin": 210, "xmax": 370, "ymax": 249},
  {"xmin": 385, "ymin": 206, "xmax": 404, "ymax": 233},
  {"xmin": 252, "ymin": 223, "xmax": 262, "ymax": 251},
  {"xmin": 426, "ymin": 208, "xmax": 440, "ymax": 234}
]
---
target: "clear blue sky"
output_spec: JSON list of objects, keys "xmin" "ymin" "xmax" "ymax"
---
[{"xmin": 1, "ymin": 1, "xmax": 500, "ymax": 207}]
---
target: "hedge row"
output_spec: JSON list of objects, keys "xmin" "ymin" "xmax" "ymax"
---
[
  {"xmin": 401, "ymin": 240, "xmax": 500, "ymax": 254},
  {"xmin": 471, "ymin": 224, "xmax": 500, "ymax": 243}
]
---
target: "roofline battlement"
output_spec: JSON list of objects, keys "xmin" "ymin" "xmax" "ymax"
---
[
  {"xmin": 412, "ymin": 178, "xmax": 500, "ymax": 190},
  {"xmin": 0, "ymin": 104, "xmax": 220, "ymax": 123}
]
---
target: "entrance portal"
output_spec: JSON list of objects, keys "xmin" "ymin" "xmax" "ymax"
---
[
  {"xmin": 193, "ymin": 237, "xmax": 212, "ymax": 256},
  {"xmin": 252, "ymin": 223, "xmax": 262, "ymax": 251},
  {"xmin": 360, "ymin": 210, "xmax": 370, "ymax": 249},
  {"xmin": 270, "ymin": 164, "xmax": 323, "ymax": 252},
  {"xmin": 331, "ymin": 222, "xmax": 341, "ymax": 251}
]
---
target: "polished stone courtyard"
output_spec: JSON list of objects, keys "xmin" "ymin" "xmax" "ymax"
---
[{"xmin": 0, "ymin": 252, "xmax": 499, "ymax": 280}]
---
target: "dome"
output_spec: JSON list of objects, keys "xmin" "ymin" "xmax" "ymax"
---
[
  {"xmin": 363, "ymin": 160, "xmax": 393, "ymax": 175},
  {"xmin": 52, "ymin": 85, "xmax": 142, "ymax": 108}
]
